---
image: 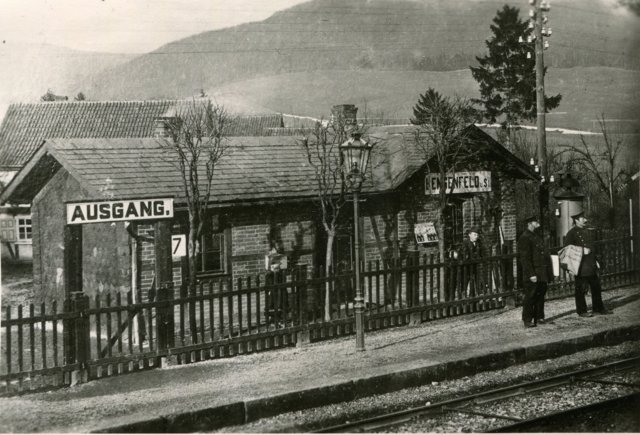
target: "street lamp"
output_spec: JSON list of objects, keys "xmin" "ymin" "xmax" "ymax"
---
[{"xmin": 340, "ymin": 132, "xmax": 373, "ymax": 352}]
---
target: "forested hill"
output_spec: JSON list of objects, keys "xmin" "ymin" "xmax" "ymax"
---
[{"xmin": 80, "ymin": 0, "xmax": 640, "ymax": 101}]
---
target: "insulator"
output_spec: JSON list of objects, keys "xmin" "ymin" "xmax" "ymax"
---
[
  {"xmin": 550, "ymin": 175, "xmax": 555, "ymax": 183},
  {"xmin": 541, "ymin": 176, "xmax": 546, "ymax": 183},
  {"xmin": 527, "ymin": 36, "xmax": 532, "ymax": 43},
  {"xmin": 544, "ymin": 40, "xmax": 550, "ymax": 49},
  {"xmin": 555, "ymin": 208, "xmax": 560, "ymax": 217},
  {"xmin": 548, "ymin": 28, "xmax": 552, "ymax": 35},
  {"xmin": 529, "ymin": 9, "xmax": 535, "ymax": 17},
  {"xmin": 527, "ymin": 52, "xmax": 532, "ymax": 59},
  {"xmin": 528, "ymin": 21, "xmax": 534, "ymax": 29},
  {"xmin": 529, "ymin": 0, "xmax": 535, "ymax": 4},
  {"xmin": 543, "ymin": 15, "xmax": 548, "ymax": 23},
  {"xmin": 530, "ymin": 158, "xmax": 535, "ymax": 165},
  {"xmin": 535, "ymin": 165, "xmax": 540, "ymax": 173}
]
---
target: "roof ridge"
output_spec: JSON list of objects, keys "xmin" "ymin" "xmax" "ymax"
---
[{"xmin": 7, "ymin": 99, "xmax": 187, "ymax": 109}]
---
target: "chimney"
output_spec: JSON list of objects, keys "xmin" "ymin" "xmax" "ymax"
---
[
  {"xmin": 331, "ymin": 104, "xmax": 358, "ymax": 128},
  {"xmin": 153, "ymin": 116, "xmax": 182, "ymax": 138}
]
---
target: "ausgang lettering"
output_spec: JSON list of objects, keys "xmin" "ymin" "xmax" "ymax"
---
[{"xmin": 67, "ymin": 199, "xmax": 173, "ymax": 224}]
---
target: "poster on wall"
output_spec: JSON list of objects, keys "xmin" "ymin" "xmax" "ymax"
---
[{"xmin": 415, "ymin": 222, "xmax": 438, "ymax": 244}]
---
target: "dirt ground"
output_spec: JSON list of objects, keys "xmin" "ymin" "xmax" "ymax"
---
[
  {"xmin": 0, "ymin": 285, "xmax": 638, "ymax": 433},
  {"xmin": 1, "ymin": 262, "xmax": 34, "ymax": 306}
]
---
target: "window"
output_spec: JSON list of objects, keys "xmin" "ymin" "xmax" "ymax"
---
[
  {"xmin": 16, "ymin": 217, "xmax": 32, "ymax": 241},
  {"xmin": 200, "ymin": 214, "xmax": 227, "ymax": 274},
  {"xmin": 0, "ymin": 218, "xmax": 15, "ymax": 241},
  {"xmin": 443, "ymin": 201, "xmax": 463, "ymax": 250}
]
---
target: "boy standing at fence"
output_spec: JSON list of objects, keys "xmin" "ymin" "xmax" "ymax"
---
[
  {"xmin": 564, "ymin": 212, "xmax": 612, "ymax": 317},
  {"xmin": 517, "ymin": 216, "xmax": 551, "ymax": 328},
  {"xmin": 462, "ymin": 227, "xmax": 483, "ymax": 297}
]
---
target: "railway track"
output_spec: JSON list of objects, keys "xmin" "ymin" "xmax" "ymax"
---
[{"xmin": 314, "ymin": 355, "xmax": 640, "ymax": 433}]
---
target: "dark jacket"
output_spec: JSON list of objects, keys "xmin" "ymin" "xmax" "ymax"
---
[
  {"xmin": 564, "ymin": 226, "xmax": 598, "ymax": 277},
  {"xmin": 462, "ymin": 239, "xmax": 483, "ymax": 260},
  {"xmin": 518, "ymin": 229, "xmax": 551, "ymax": 282}
]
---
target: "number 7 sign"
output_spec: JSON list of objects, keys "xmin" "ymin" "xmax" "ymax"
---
[{"xmin": 171, "ymin": 234, "xmax": 187, "ymax": 258}]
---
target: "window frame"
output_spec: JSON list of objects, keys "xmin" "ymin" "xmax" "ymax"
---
[
  {"xmin": 443, "ymin": 200, "xmax": 464, "ymax": 250},
  {"xmin": 197, "ymin": 214, "xmax": 229, "ymax": 277},
  {"xmin": 15, "ymin": 216, "xmax": 32, "ymax": 242}
]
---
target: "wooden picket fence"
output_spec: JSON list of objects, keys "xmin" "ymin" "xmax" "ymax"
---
[{"xmin": 1, "ymin": 236, "xmax": 637, "ymax": 395}]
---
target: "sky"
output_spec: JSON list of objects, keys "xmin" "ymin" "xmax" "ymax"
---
[
  {"xmin": 1, "ymin": 0, "xmax": 636, "ymax": 54},
  {"xmin": 0, "ymin": 0, "xmax": 310, "ymax": 53}
]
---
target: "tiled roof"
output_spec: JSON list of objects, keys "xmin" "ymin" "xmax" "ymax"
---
[
  {"xmin": 0, "ymin": 101, "xmax": 174, "ymax": 169},
  {"xmin": 1, "ymin": 125, "xmax": 535, "ymax": 205},
  {"xmin": 47, "ymin": 136, "xmax": 322, "ymax": 203},
  {"xmin": 0, "ymin": 100, "xmax": 288, "ymax": 170}
]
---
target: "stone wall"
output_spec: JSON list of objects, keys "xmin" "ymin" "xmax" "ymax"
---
[{"xmin": 31, "ymin": 170, "xmax": 132, "ymax": 304}]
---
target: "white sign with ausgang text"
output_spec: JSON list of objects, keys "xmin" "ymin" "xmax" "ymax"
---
[
  {"xmin": 66, "ymin": 198, "xmax": 174, "ymax": 225},
  {"xmin": 425, "ymin": 171, "xmax": 491, "ymax": 195}
]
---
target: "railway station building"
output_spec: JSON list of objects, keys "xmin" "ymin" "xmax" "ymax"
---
[{"xmin": 0, "ymin": 105, "xmax": 537, "ymax": 305}]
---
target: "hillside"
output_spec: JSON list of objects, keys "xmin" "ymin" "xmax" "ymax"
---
[
  {"xmin": 0, "ymin": 42, "xmax": 136, "ymax": 104},
  {"xmin": 205, "ymin": 67, "xmax": 640, "ymax": 132},
  {"xmin": 80, "ymin": 0, "xmax": 640, "ymax": 103}
]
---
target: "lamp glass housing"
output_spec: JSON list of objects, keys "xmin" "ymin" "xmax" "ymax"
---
[{"xmin": 340, "ymin": 134, "xmax": 372, "ymax": 177}]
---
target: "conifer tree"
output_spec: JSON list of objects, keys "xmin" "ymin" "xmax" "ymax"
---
[{"xmin": 470, "ymin": 5, "xmax": 561, "ymax": 130}]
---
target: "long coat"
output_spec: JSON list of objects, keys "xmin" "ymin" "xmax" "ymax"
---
[
  {"xmin": 564, "ymin": 226, "xmax": 598, "ymax": 277},
  {"xmin": 517, "ymin": 229, "xmax": 551, "ymax": 282}
]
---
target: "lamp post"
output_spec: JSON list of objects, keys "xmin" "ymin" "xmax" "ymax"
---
[{"xmin": 340, "ymin": 132, "xmax": 373, "ymax": 352}]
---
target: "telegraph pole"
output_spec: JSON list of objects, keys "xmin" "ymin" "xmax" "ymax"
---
[
  {"xmin": 534, "ymin": 1, "xmax": 547, "ymax": 181},
  {"xmin": 527, "ymin": 0, "xmax": 552, "ymax": 239}
]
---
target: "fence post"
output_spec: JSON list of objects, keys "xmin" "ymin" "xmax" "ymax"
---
[
  {"xmin": 63, "ymin": 223, "xmax": 82, "ymax": 368},
  {"xmin": 63, "ymin": 297, "xmax": 75, "ymax": 366},
  {"xmin": 296, "ymin": 267, "xmax": 311, "ymax": 347},
  {"xmin": 71, "ymin": 292, "xmax": 90, "ymax": 385},
  {"xmin": 505, "ymin": 242, "xmax": 517, "ymax": 308},
  {"xmin": 156, "ymin": 282, "xmax": 175, "ymax": 352}
]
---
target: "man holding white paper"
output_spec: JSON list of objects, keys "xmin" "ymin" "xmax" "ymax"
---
[{"xmin": 564, "ymin": 212, "xmax": 612, "ymax": 317}]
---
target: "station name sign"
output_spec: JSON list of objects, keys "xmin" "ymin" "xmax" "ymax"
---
[
  {"xmin": 66, "ymin": 198, "xmax": 174, "ymax": 225},
  {"xmin": 425, "ymin": 171, "xmax": 491, "ymax": 195}
]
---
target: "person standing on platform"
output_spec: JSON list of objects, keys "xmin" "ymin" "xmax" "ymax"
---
[
  {"xmin": 517, "ymin": 216, "xmax": 551, "ymax": 328},
  {"xmin": 563, "ymin": 212, "xmax": 612, "ymax": 317}
]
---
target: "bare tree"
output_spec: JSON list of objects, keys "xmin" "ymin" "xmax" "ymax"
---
[
  {"xmin": 560, "ymin": 114, "xmax": 630, "ymax": 227},
  {"xmin": 411, "ymin": 89, "xmax": 479, "ymax": 260},
  {"xmin": 158, "ymin": 99, "xmax": 229, "ymax": 334},
  {"xmin": 300, "ymin": 119, "xmax": 349, "ymax": 320},
  {"xmin": 509, "ymin": 129, "xmax": 566, "ymax": 236}
]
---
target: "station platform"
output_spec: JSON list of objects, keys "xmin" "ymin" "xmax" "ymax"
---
[{"xmin": 1, "ymin": 285, "xmax": 639, "ymax": 433}]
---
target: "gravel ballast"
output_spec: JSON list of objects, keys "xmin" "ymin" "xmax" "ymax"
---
[{"xmin": 215, "ymin": 342, "xmax": 640, "ymax": 432}]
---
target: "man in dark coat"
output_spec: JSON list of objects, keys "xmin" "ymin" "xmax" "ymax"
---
[
  {"xmin": 462, "ymin": 227, "xmax": 483, "ymax": 297},
  {"xmin": 517, "ymin": 215, "xmax": 551, "ymax": 328},
  {"xmin": 564, "ymin": 212, "xmax": 612, "ymax": 317},
  {"xmin": 462, "ymin": 227, "xmax": 483, "ymax": 259}
]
